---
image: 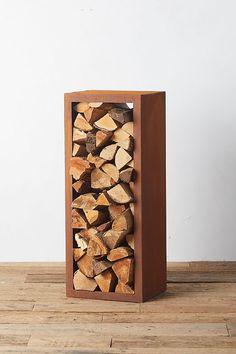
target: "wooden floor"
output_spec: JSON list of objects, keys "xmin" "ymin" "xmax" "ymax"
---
[{"xmin": 0, "ymin": 262, "xmax": 236, "ymax": 353}]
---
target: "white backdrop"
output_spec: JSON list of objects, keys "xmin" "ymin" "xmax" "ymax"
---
[{"xmin": 0, "ymin": 0, "xmax": 235, "ymax": 261}]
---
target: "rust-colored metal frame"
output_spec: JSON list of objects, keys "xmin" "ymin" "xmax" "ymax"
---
[{"xmin": 64, "ymin": 90, "xmax": 166, "ymax": 302}]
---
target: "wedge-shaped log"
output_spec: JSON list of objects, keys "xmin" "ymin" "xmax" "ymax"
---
[
  {"xmin": 117, "ymin": 136, "xmax": 134, "ymax": 152},
  {"xmin": 71, "ymin": 209, "xmax": 87, "ymax": 229},
  {"xmin": 115, "ymin": 282, "xmax": 134, "ymax": 294},
  {"xmin": 73, "ymin": 270, "xmax": 97, "ymax": 291},
  {"xmin": 79, "ymin": 228, "xmax": 97, "ymax": 241},
  {"xmin": 119, "ymin": 167, "xmax": 134, "ymax": 183},
  {"xmin": 107, "ymin": 183, "xmax": 133, "ymax": 204},
  {"xmin": 69, "ymin": 157, "xmax": 91, "ymax": 180},
  {"xmin": 100, "ymin": 144, "xmax": 118, "ymax": 161},
  {"xmin": 112, "ymin": 128, "xmax": 130, "ymax": 143},
  {"xmin": 93, "ymin": 259, "xmax": 113, "ymax": 276},
  {"xmin": 127, "ymin": 160, "xmax": 134, "ymax": 168},
  {"xmin": 84, "ymin": 107, "xmax": 106, "ymax": 124},
  {"xmin": 77, "ymin": 254, "xmax": 94, "ymax": 278},
  {"xmin": 126, "ymin": 234, "xmax": 134, "ymax": 250},
  {"xmin": 95, "ymin": 269, "xmax": 117, "ymax": 292},
  {"xmin": 129, "ymin": 181, "xmax": 134, "ymax": 193},
  {"xmin": 108, "ymin": 204, "xmax": 126, "ymax": 220},
  {"xmin": 72, "ymin": 128, "xmax": 87, "ymax": 144},
  {"xmin": 108, "ymin": 108, "xmax": 132, "ymax": 124},
  {"xmin": 74, "ymin": 113, "xmax": 93, "ymax": 132},
  {"xmin": 87, "ymin": 153, "xmax": 105, "ymax": 168},
  {"xmin": 112, "ymin": 257, "xmax": 134, "ymax": 284},
  {"xmin": 74, "ymin": 102, "xmax": 90, "ymax": 113},
  {"xmin": 96, "ymin": 130, "xmax": 112, "ymax": 148},
  {"xmin": 94, "ymin": 114, "xmax": 119, "ymax": 132},
  {"xmin": 87, "ymin": 233, "xmax": 108, "ymax": 257},
  {"xmin": 129, "ymin": 203, "xmax": 134, "ymax": 216},
  {"xmin": 72, "ymin": 180, "xmax": 90, "ymax": 194},
  {"xmin": 72, "ymin": 193, "xmax": 97, "ymax": 210},
  {"xmin": 84, "ymin": 210, "xmax": 107, "ymax": 226},
  {"xmin": 115, "ymin": 147, "xmax": 132, "ymax": 170},
  {"xmin": 97, "ymin": 221, "xmax": 112, "ymax": 232},
  {"xmin": 72, "ymin": 143, "xmax": 87, "ymax": 157},
  {"xmin": 91, "ymin": 168, "xmax": 115, "ymax": 189},
  {"xmin": 107, "ymin": 246, "xmax": 133, "ymax": 262},
  {"xmin": 75, "ymin": 233, "xmax": 88, "ymax": 250},
  {"xmin": 96, "ymin": 191, "xmax": 112, "ymax": 208},
  {"xmin": 103, "ymin": 230, "xmax": 127, "ymax": 249},
  {"xmin": 73, "ymin": 248, "xmax": 86, "ymax": 262},
  {"xmin": 112, "ymin": 208, "xmax": 133, "ymax": 233},
  {"xmin": 101, "ymin": 163, "xmax": 119, "ymax": 182},
  {"xmin": 122, "ymin": 121, "xmax": 133, "ymax": 136}
]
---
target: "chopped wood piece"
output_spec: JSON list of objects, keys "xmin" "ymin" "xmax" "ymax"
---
[
  {"xmin": 107, "ymin": 246, "xmax": 133, "ymax": 262},
  {"xmin": 73, "ymin": 248, "xmax": 86, "ymax": 262},
  {"xmin": 73, "ymin": 270, "xmax": 97, "ymax": 291},
  {"xmin": 127, "ymin": 159, "xmax": 134, "ymax": 168},
  {"xmin": 129, "ymin": 202, "xmax": 134, "ymax": 215},
  {"xmin": 96, "ymin": 191, "xmax": 112, "ymax": 208},
  {"xmin": 71, "ymin": 209, "xmax": 88, "ymax": 229},
  {"xmin": 84, "ymin": 107, "xmax": 107, "ymax": 124},
  {"xmin": 74, "ymin": 113, "xmax": 93, "ymax": 132},
  {"xmin": 117, "ymin": 136, "xmax": 134, "ymax": 152},
  {"xmin": 107, "ymin": 183, "xmax": 133, "ymax": 204},
  {"xmin": 94, "ymin": 114, "xmax": 119, "ymax": 132},
  {"xmin": 77, "ymin": 254, "xmax": 94, "ymax": 278},
  {"xmin": 126, "ymin": 234, "xmax": 134, "ymax": 250},
  {"xmin": 90, "ymin": 102, "xmax": 115, "ymax": 110},
  {"xmin": 112, "ymin": 208, "xmax": 133, "ymax": 233},
  {"xmin": 112, "ymin": 128, "xmax": 130, "ymax": 143},
  {"xmin": 115, "ymin": 147, "xmax": 132, "ymax": 170},
  {"xmin": 79, "ymin": 228, "xmax": 97, "ymax": 241},
  {"xmin": 72, "ymin": 180, "xmax": 90, "ymax": 194},
  {"xmin": 115, "ymin": 282, "xmax": 134, "ymax": 294},
  {"xmin": 86, "ymin": 132, "xmax": 97, "ymax": 153},
  {"xmin": 112, "ymin": 257, "xmax": 134, "ymax": 284},
  {"xmin": 119, "ymin": 167, "xmax": 134, "ymax": 183},
  {"xmin": 87, "ymin": 153, "xmax": 105, "ymax": 168},
  {"xmin": 108, "ymin": 204, "xmax": 126, "ymax": 220},
  {"xmin": 72, "ymin": 193, "xmax": 97, "ymax": 210},
  {"xmin": 75, "ymin": 233, "xmax": 88, "ymax": 250},
  {"xmin": 100, "ymin": 144, "xmax": 118, "ymax": 161},
  {"xmin": 93, "ymin": 259, "xmax": 113, "ymax": 276},
  {"xmin": 91, "ymin": 168, "xmax": 115, "ymax": 189},
  {"xmin": 96, "ymin": 130, "xmax": 113, "ymax": 148},
  {"xmin": 95, "ymin": 269, "xmax": 117, "ymax": 292},
  {"xmin": 97, "ymin": 221, "xmax": 112, "ymax": 232},
  {"xmin": 72, "ymin": 143, "xmax": 87, "ymax": 157},
  {"xmin": 108, "ymin": 108, "xmax": 132, "ymax": 124},
  {"xmin": 122, "ymin": 122, "xmax": 134, "ymax": 136},
  {"xmin": 74, "ymin": 102, "xmax": 89, "ymax": 113},
  {"xmin": 69, "ymin": 157, "xmax": 91, "ymax": 180},
  {"xmin": 129, "ymin": 181, "xmax": 134, "ymax": 194},
  {"xmin": 84, "ymin": 210, "xmax": 106, "ymax": 226},
  {"xmin": 103, "ymin": 230, "xmax": 127, "ymax": 249},
  {"xmin": 87, "ymin": 233, "xmax": 108, "ymax": 257},
  {"xmin": 89, "ymin": 102, "xmax": 103, "ymax": 108},
  {"xmin": 101, "ymin": 163, "xmax": 119, "ymax": 182},
  {"xmin": 72, "ymin": 128, "xmax": 87, "ymax": 144}
]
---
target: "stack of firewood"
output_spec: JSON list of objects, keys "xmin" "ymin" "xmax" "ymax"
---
[{"xmin": 70, "ymin": 102, "xmax": 135, "ymax": 294}]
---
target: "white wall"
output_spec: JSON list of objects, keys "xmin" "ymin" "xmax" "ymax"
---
[{"xmin": 0, "ymin": 0, "xmax": 235, "ymax": 261}]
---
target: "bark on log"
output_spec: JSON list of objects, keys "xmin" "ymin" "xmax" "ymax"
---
[
  {"xmin": 95, "ymin": 269, "xmax": 117, "ymax": 292},
  {"xmin": 107, "ymin": 246, "xmax": 133, "ymax": 262},
  {"xmin": 112, "ymin": 257, "xmax": 134, "ymax": 284},
  {"xmin": 73, "ymin": 269, "xmax": 97, "ymax": 291},
  {"xmin": 91, "ymin": 168, "xmax": 115, "ymax": 189},
  {"xmin": 119, "ymin": 167, "xmax": 134, "ymax": 183},
  {"xmin": 72, "ymin": 180, "xmax": 90, "ymax": 194},
  {"xmin": 108, "ymin": 108, "xmax": 132, "ymax": 124},
  {"xmin": 86, "ymin": 132, "xmax": 97, "ymax": 153},
  {"xmin": 107, "ymin": 183, "xmax": 133, "ymax": 204}
]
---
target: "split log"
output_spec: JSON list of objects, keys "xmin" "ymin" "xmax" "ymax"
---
[
  {"xmin": 84, "ymin": 210, "xmax": 106, "ymax": 226},
  {"xmin": 71, "ymin": 209, "xmax": 88, "ymax": 229},
  {"xmin": 74, "ymin": 113, "xmax": 93, "ymax": 132},
  {"xmin": 84, "ymin": 107, "xmax": 106, "ymax": 124},
  {"xmin": 73, "ymin": 270, "xmax": 97, "ymax": 291},
  {"xmin": 95, "ymin": 269, "xmax": 117, "ymax": 292},
  {"xmin": 129, "ymin": 202, "xmax": 134, "ymax": 215},
  {"xmin": 117, "ymin": 136, "xmax": 134, "ymax": 152},
  {"xmin": 108, "ymin": 108, "xmax": 132, "ymax": 124},
  {"xmin": 79, "ymin": 228, "xmax": 97, "ymax": 241},
  {"xmin": 119, "ymin": 167, "xmax": 134, "ymax": 183},
  {"xmin": 108, "ymin": 204, "xmax": 126, "ymax": 220},
  {"xmin": 94, "ymin": 114, "xmax": 119, "ymax": 132},
  {"xmin": 93, "ymin": 259, "xmax": 113, "ymax": 276},
  {"xmin": 112, "ymin": 128, "xmax": 130, "ymax": 143},
  {"xmin": 115, "ymin": 147, "xmax": 132, "ymax": 170},
  {"xmin": 87, "ymin": 153, "xmax": 105, "ymax": 168},
  {"xmin": 129, "ymin": 181, "xmax": 134, "ymax": 193},
  {"xmin": 72, "ymin": 143, "xmax": 87, "ymax": 157},
  {"xmin": 86, "ymin": 132, "xmax": 97, "ymax": 153},
  {"xmin": 115, "ymin": 282, "xmax": 134, "ymax": 294},
  {"xmin": 103, "ymin": 230, "xmax": 127, "ymax": 249},
  {"xmin": 122, "ymin": 121, "xmax": 134, "ymax": 136},
  {"xmin": 97, "ymin": 221, "xmax": 112, "ymax": 232},
  {"xmin": 75, "ymin": 233, "xmax": 88, "ymax": 250},
  {"xmin": 77, "ymin": 254, "xmax": 94, "ymax": 278},
  {"xmin": 96, "ymin": 191, "xmax": 112, "ymax": 208},
  {"xmin": 72, "ymin": 128, "xmax": 87, "ymax": 144},
  {"xmin": 73, "ymin": 248, "xmax": 86, "ymax": 262},
  {"xmin": 72, "ymin": 193, "xmax": 97, "ymax": 210},
  {"xmin": 69, "ymin": 157, "xmax": 91, "ymax": 180},
  {"xmin": 100, "ymin": 144, "xmax": 118, "ymax": 161},
  {"xmin": 126, "ymin": 234, "xmax": 134, "ymax": 250},
  {"xmin": 107, "ymin": 183, "xmax": 133, "ymax": 204},
  {"xmin": 112, "ymin": 257, "xmax": 134, "ymax": 284},
  {"xmin": 87, "ymin": 233, "xmax": 108, "ymax": 257},
  {"xmin": 107, "ymin": 246, "xmax": 133, "ymax": 262},
  {"xmin": 101, "ymin": 163, "xmax": 119, "ymax": 182},
  {"xmin": 127, "ymin": 160, "xmax": 134, "ymax": 168},
  {"xmin": 74, "ymin": 102, "xmax": 90, "ymax": 113},
  {"xmin": 72, "ymin": 180, "xmax": 90, "ymax": 194},
  {"xmin": 91, "ymin": 168, "xmax": 115, "ymax": 189},
  {"xmin": 96, "ymin": 130, "xmax": 112, "ymax": 148},
  {"xmin": 89, "ymin": 102, "xmax": 103, "ymax": 108},
  {"xmin": 112, "ymin": 208, "xmax": 133, "ymax": 233}
]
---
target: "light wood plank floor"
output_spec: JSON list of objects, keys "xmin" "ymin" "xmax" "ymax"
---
[{"xmin": 0, "ymin": 262, "xmax": 235, "ymax": 353}]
